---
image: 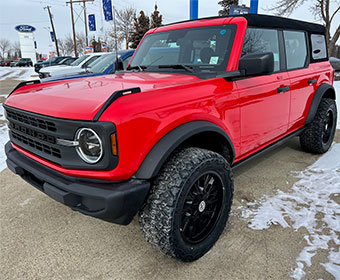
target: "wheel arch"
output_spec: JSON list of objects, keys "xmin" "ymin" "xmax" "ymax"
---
[
  {"xmin": 305, "ymin": 83, "xmax": 336, "ymax": 125},
  {"xmin": 134, "ymin": 121, "xmax": 235, "ymax": 180}
]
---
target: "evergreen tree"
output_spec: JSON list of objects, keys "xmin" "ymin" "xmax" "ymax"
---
[
  {"xmin": 218, "ymin": 0, "xmax": 238, "ymax": 16},
  {"xmin": 150, "ymin": 4, "xmax": 163, "ymax": 28},
  {"xmin": 129, "ymin": 11, "xmax": 150, "ymax": 49}
]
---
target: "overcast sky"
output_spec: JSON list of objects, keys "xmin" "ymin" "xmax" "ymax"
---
[{"xmin": 0, "ymin": 0, "xmax": 339, "ymax": 55}]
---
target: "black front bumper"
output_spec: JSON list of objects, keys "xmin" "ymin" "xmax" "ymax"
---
[{"xmin": 5, "ymin": 142, "xmax": 150, "ymax": 225}]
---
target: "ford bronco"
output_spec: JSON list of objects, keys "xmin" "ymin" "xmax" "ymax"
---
[{"xmin": 4, "ymin": 14, "xmax": 337, "ymax": 261}]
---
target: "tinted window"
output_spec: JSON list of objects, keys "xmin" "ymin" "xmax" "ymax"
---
[
  {"xmin": 284, "ymin": 31, "xmax": 308, "ymax": 70},
  {"xmin": 242, "ymin": 28, "xmax": 280, "ymax": 72},
  {"xmin": 82, "ymin": 56, "xmax": 100, "ymax": 68},
  {"xmin": 311, "ymin": 34, "xmax": 327, "ymax": 60}
]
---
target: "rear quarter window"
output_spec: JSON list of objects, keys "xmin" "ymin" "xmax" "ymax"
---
[{"xmin": 310, "ymin": 34, "xmax": 327, "ymax": 60}]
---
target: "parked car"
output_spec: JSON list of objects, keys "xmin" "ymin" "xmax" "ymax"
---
[
  {"xmin": 3, "ymin": 60, "xmax": 13, "ymax": 66},
  {"xmin": 4, "ymin": 14, "xmax": 337, "ymax": 262},
  {"xmin": 330, "ymin": 57, "xmax": 340, "ymax": 71},
  {"xmin": 16, "ymin": 58, "xmax": 33, "ymax": 67},
  {"xmin": 42, "ymin": 50, "xmax": 134, "ymax": 82},
  {"xmin": 34, "ymin": 56, "xmax": 74, "ymax": 73},
  {"xmin": 39, "ymin": 52, "xmax": 107, "ymax": 79},
  {"xmin": 10, "ymin": 61, "xmax": 18, "ymax": 67}
]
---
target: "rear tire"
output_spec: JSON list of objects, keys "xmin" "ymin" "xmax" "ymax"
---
[
  {"xmin": 300, "ymin": 98, "xmax": 337, "ymax": 154},
  {"xmin": 139, "ymin": 147, "xmax": 233, "ymax": 262}
]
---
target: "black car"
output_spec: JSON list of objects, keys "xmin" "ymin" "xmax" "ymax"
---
[
  {"xmin": 16, "ymin": 58, "xmax": 33, "ymax": 67},
  {"xmin": 34, "ymin": 56, "xmax": 75, "ymax": 73},
  {"xmin": 330, "ymin": 57, "xmax": 340, "ymax": 71}
]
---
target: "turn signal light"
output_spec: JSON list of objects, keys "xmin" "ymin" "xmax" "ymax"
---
[{"xmin": 111, "ymin": 134, "xmax": 118, "ymax": 156}]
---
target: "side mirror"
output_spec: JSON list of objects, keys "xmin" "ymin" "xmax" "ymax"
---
[
  {"xmin": 239, "ymin": 52, "xmax": 274, "ymax": 76},
  {"xmin": 114, "ymin": 58, "xmax": 124, "ymax": 71}
]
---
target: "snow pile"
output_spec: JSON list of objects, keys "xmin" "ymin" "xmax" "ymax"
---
[
  {"xmin": 240, "ymin": 144, "xmax": 340, "ymax": 279},
  {"xmin": 0, "ymin": 67, "xmax": 37, "ymax": 81},
  {"xmin": 334, "ymin": 81, "xmax": 340, "ymax": 128},
  {"xmin": 0, "ymin": 125, "xmax": 9, "ymax": 172}
]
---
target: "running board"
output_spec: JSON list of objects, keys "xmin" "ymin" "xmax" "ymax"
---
[{"xmin": 232, "ymin": 127, "xmax": 305, "ymax": 171}]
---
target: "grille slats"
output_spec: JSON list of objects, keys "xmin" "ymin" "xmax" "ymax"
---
[
  {"xmin": 6, "ymin": 108, "xmax": 61, "ymax": 160},
  {"xmin": 6, "ymin": 109, "xmax": 56, "ymax": 132}
]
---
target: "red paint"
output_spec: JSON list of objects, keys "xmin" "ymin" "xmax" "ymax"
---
[{"xmin": 5, "ymin": 18, "xmax": 334, "ymax": 182}]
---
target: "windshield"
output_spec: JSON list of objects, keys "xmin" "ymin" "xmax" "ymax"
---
[
  {"xmin": 57, "ymin": 58, "xmax": 68, "ymax": 65},
  {"xmin": 71, "ymin": 55, "xmax": 89, "ymax": 66},
  {"xmin": 89, "ymin": 53, "xmax": 121, "ymax": 74},
  {"xmin": 129, "ymin": 25, "xmax": 236, "ymax": 75}
]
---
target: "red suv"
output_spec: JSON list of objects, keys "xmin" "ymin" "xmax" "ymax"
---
[{"xmin": 4, "ymin": 15, "xmax": 337, "ymax": 261}]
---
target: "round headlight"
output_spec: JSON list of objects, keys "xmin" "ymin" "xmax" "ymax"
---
[{"xmin": 75, "ymin": 128, "xmax": 103, "ymax": 164}]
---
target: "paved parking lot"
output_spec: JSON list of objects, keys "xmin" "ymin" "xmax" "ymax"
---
[{"xmin": 0, "ymin": 78, "xmax": 339, "ymax": 280}]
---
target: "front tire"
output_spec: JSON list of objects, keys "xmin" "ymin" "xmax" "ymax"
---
[
  {"xmin": 300, "ymin": 98, "xmax": 337, "ymax": 154},
  {"xmin": 139, "ymin": 147, "xmax": 233, "ymax": 262}
]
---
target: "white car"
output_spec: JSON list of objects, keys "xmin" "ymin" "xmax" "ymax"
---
[{"xmin": 39, "ymin": 52, "xmax": 107, "ymax": 79}]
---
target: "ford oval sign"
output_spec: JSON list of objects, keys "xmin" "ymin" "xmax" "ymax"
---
[{"xmin": 15, "ymin": 25, "xmax": 36, "ymax": 33}]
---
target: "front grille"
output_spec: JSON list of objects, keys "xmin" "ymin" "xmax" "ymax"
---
[
  {"xmin": 6, "ymin": 108, "xmax": 56, "ymax": 132},
  {"xmin": 11, "ymin": 131, "xmax": 61, "ymax": 158},
  {"xmin": 4, "ymin": 105, "xmax": 118, "ymax": 170}
]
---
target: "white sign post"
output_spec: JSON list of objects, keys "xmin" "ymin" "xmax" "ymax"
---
[{"xmin": 15, "ymin": 25, "xmax": 37, "ymax": 64}]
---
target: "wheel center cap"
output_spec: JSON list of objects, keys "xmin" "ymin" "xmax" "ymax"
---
[{"xmin": 198, "ymin": 201, "xmax": 206, "ymax": 212}]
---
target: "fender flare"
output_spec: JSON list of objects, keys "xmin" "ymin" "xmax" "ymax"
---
[
  {"xmin": 305, "ymin": 83, "xmax": 336, "ymax": 125},
  {"xmin": 134, "ymin": 121, "xmax": 235, "ymax": 180}
]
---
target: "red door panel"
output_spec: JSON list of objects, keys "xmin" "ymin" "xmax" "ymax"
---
[{"xmin": 236, "ymin": 73, "xmax": 290, "ymax": 155}]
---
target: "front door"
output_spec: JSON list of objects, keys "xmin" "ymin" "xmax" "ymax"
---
[{"xmin": 236, "ymin": 28, "xmax": 290, "ymax": 156}]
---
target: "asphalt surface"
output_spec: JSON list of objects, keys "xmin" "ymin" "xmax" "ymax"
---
[{"xmin": 0, "ymin": 78, "xmax": 339, "ymax": 280}]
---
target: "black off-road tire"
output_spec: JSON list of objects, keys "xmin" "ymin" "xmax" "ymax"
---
[
  {"xmin": 300, "ymin": 98, "xmax": 337, "ymax": 154},
  {"xmin": 139, "ymin": 147, "xmax": 233, "ymax": 262}
]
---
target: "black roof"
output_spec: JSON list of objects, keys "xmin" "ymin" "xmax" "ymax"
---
[{"xmin": 165, "ymin": 14, "xmax": 326, "ymax": 34}]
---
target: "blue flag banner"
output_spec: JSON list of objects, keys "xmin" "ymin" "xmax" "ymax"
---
[
  {"xmin": 102, "ymin": 0, "xmax": 113, "ymax": 21},
  {"xmin": 88, "ymin": 14, "xmax": 96, "ymax": 31},
  {"xmin": 50, "ymin": 31, "xmax": 55, "ymax": 42}
]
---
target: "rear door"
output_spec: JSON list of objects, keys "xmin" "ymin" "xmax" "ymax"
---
[
  {"xmin": 283, "ymin": 30, "xmax": 316, "ymax": 130},
  {"xmin": 236, "ymin": 28, "xmax": 291, "ymax": 155}
]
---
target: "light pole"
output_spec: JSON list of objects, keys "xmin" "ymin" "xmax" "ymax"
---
[{"xmin": 190, "ymin": 0, "xmax": 198, "ymax": 20}]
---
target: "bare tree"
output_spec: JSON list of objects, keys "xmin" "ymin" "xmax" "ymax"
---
[
  {"xmin": 0, "ymin": 38, "xmax": 11, "ymax": 59},
  {"xmin": 115, "ymin": 7, "xmax": 136, "ymax": 49},
  {"xmin": 218, "ymin": 0, "xmax": 239, "ymax": 16},
  {"xmin": 271, "ymin": 0, "xmax": 340, "ymax": 56},
  {"xmin": 57, "ymin": 33, "xmax": 87, "ymax": 56},
  {"xmin": 11, "ymin": 41, "xmax": 21, "ymax": 58}
]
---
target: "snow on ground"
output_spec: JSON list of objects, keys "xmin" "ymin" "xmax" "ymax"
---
[
  {"xmin": 240, "ymin": 143, "xmax": 340, "ymax": 279},
  {"xmin": 0, "ymin": 125, "xmax": 9, "ymax": 172},
  {"xmin": 0, "ymin": 67, "xmax": 37, "ymax": 81},
  {"xmin": 334, "ymin": 80, "xmax": 340, "ymax": 128}
]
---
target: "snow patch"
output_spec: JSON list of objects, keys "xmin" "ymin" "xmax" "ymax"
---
[
  {"xmin": 0, "ymin": 125, "xmax": 9, "ymax": 172},
  {"xmin": 240, "ymin": 143, "xmax": 340, "ymax": 279},
  {"xmin": 0, "ymin": 67, "xmax": 37, "ymax": 81},
  {"xmin": 334, "ymin": 81, "xmax": 340, "ymax": 128}
]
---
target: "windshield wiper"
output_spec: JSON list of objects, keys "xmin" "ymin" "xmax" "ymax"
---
[
  {"xmin": 158, "ymin": 64, "xmax": 195, "ymax": 73},
  {"xmin": 127, "ymin": 65, "xmax": 146, "ymax": 72}
]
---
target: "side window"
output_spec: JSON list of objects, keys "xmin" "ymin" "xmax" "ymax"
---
[
  {"xmin": 242, "ymin": 28, "xmax": 280, "ymax": 72},
  {"xmin": 283, "ymin": 31, "xmax": 308, "ymax": 70},
  {"xmin": 123, "ymin": 55, "xmax": 132, "ymax": 70},
  {"xmin": 82, "ymin": 56, "xmax": 99, "ymax": 68},
  {"xmin": 310, "ymin": 34, "xmax": 327, "ymax": 60}
]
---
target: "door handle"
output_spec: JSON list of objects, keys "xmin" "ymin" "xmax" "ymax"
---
[
  {"xmin": 308, "ymin": 78, "xmax": 317, "ymax": 85},
  {"xmin": 277, "ymin": 86, "xmax": 290, "ymax": 93}
]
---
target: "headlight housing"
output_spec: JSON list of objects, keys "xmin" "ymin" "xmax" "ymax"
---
[{"xmin": 75, "ymin": 128, "xmax": 103, "ymax": 164}]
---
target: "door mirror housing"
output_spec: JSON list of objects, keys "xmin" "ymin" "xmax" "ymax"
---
[{"xmin": 238, "ymin": 52, "xmax": 274, "ymax": 76}]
